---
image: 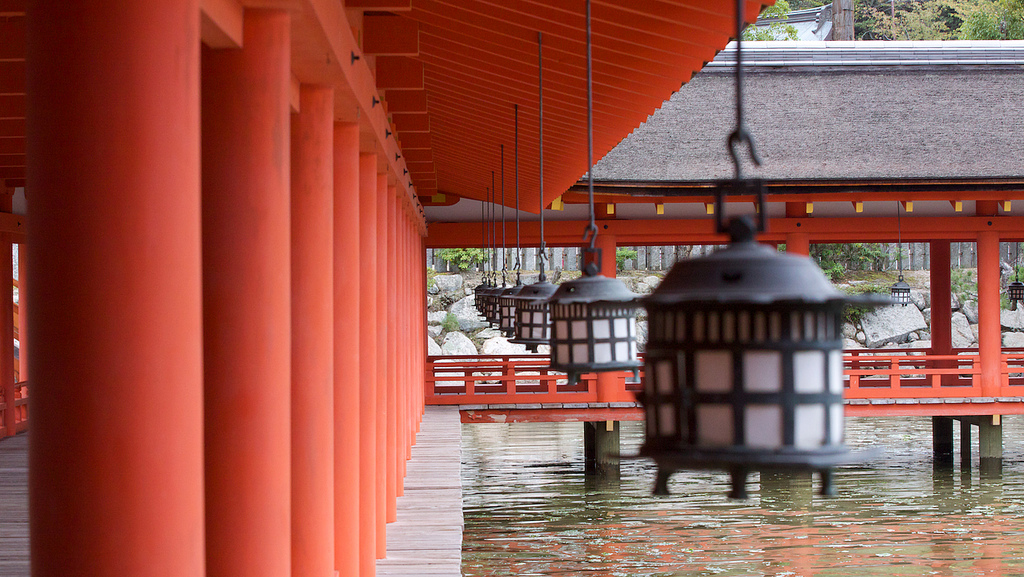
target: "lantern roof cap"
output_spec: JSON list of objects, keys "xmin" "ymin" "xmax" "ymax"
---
[
  {"xmin": 513, "ymin": 280, "xmax": 558, "ymax": 302},
  {"xmin": 546, "ymin": 274, "xmax": 638, "ymax": 305},
  {"xmin": 500, "ymin": 281, "xmax": 526, "ymax": 298},
  {"xmin": 645, "ymin": 219, "xmax": 888, "ymax": 307}
]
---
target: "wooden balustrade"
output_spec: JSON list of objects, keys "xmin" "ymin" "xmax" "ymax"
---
[
  {"xmin": 0, "ymin": 381, "xmax": 28, "ymax": 438},
  {"xmin": 426, "ymin": 348, "xmax": 1020, "ymax": 406}
]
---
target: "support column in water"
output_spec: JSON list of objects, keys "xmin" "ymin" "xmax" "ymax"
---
[
  {"xmin": 979, "ymin": 416, "xmax": 1003, "ymax": 476},
  {"xmin": 932, "ymin": 416, "xmax": 954, "ymax": 469},
  {"xmin": 960, "ymin": 418, "xmax": 972, "ymax": 470},
  {"xmin": 584, "ymin": 421, "xmax": 620, "ymax": 476}
]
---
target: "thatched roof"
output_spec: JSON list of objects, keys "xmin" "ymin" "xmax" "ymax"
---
[{"xmin": 589, "ymin": 41, "xmax": 1024, "ymax": 185}]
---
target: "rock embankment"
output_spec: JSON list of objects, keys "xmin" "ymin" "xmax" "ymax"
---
[{"xmin": 426, "ymin": 270, "xmax": 1020, "ymax": 356}]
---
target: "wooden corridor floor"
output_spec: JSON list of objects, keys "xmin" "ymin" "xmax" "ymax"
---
[
  {"xmin": 0, "ymin": 407, "xmax": 464, "ymax": 577},
  {"xmin": 0, "ymin": 432, "xmax": 27, "ymax": 577},
  {"xmin": 378, "ymin": 405, "xmax": 464, "ymax": 576}
]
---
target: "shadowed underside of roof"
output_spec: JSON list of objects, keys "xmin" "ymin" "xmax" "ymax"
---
[{"xmin": 393, "ymin": 0, "xmax": 771, "ymax": 211}]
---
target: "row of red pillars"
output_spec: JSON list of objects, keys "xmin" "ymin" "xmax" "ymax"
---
[{"xmin": 27, "ymin": 5, "xmax": 425, "ymax": 577}]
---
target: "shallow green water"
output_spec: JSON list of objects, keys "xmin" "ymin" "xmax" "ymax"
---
[{"xmin": 462, "ymin": 416, "xmax": 1024, "ymax": 576}]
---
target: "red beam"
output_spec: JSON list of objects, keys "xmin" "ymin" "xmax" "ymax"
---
[{"xmin": 426, "ymin": 216, "xmax": 1024, "ymax": 248}]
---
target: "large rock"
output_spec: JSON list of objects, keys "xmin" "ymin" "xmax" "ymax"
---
[
  {"xmin": 634, "ymin": 279, "xmax": 655, "ymax": 295},
  {"xmin": 427, "ymin": 311, "xmax": 447, "ymax": 325},
  {"xmin": 636, "ymin": 320, "xmax": 648, "ymax": 351},
  {"xmin": 843, "ymin": 338, "xmax": 864, "ymax": 349},
  {"xmin": 450, "ymin": 295, "xmax": 488, "ymax": 331},
  {"xmin": 481, "ymin": 336, "xmax": 528, "ymax": 355},
  {"xmin": 909, "ymin": 289, "xmax": 929, "ymax": 312},
  {"xmin": 475, "ymin": 327, "xmax": 501, "ymax": 340},
  {"xmin": 860, "ymin": 304, "xmax": 929, "ymax": 348},
  {"xmin": 427, "ymin": 325, "xmax": 442, "ymax": 338},
  {"xmin": 1001, "ymin": 308, "xmax": 1024, "ymax": 331},
  {"xmin": 427, "ymin": 336, "xmax": 442, "ymax": 356},
  {"xmin": 441, "ymin": 332, "xmax": 477, "ymax": 355},
  {"xmin": 951, "ymin": 312, "xmax": 976, "ymax": 347},
  {"xmin": 1004, "ymin": 332, "xmax": 1024, "ymax": 347},
  {"xmin": 961, "ymin": 300, "xmax": 979, "ymax": 324},
  {"xmin": 433, "ymin": 274, "xmax": 464, "ymax": 296}
]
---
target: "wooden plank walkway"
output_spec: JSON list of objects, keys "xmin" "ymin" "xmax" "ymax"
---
[
  {"xmin": 377, "ymin": 406, "xmax": 463, "ymax": 577},
  {"xmin": 0, "ymin": 411, "xmax": 463, "ymax": 577},
  {"xmin": 0, "ymin": 433, "xmax": 28, "ymax": 577}
]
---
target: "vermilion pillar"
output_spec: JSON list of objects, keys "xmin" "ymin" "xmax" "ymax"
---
[
  {"xmin": 357, "ymin": 153, "xmax": 379, "ymax": 576},
  {"xmin": 977, "ymin": 231, "xmax": 1002, "ymax": 397},
  {"xmin": 930, "ymin": 241, "xmax": 954, "ymax": 382},
  {"xmin": 1, "ymin": 194, "xmax": 13, "ymax": 437},
  {"xmin": 331, "ymin": 123, "xmax": 361, "ymax": 577},
  {"xmin": 27, "ymin": 2, "xmax": 204, "ymax": 574},
  {"xmin": 786, "ymin": 232, "xmax": 810, "ymax": 256},
  {"xmin": 930, "ymin": 241, "xmax": 953, "ymax": 352},
  {"xmin": 202, "ymin": 11, "xmax": 291, "ymax": 577},
  {"xmin": 291, "ymin": 85, "xmax": 336, "ymax": 577},
  {"xmin": 386, "ymin": 187, "xmax": 399, "ymax": 520},
  {"xmin": 375, "ymin": 174, "xmax": 389, "ymax": 556}
]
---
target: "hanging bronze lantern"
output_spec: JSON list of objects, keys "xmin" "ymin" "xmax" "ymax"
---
[
  {"xmin": 1007, "ymin": 242, "xmax": 1024, "ymax": 305},
  {"xmin": 890, "ymin": 276, "xmax": 912, "ymax": 306},
  {"xmin": 1009, "ymin": 280, "xmax": 1024, "ymax": 304},
  {"xmin": 510, "ymin": 280, "xmax": 557, "ymax": 352},
  {"xmin": 499, "ymin": 279, "xmax": 525, "ymax": 337},
  {"xmin": 545, "ymin": 0, "xmax": 641, "ymax": 386},
  {"xmin": 547, "ymin": 271, "xmax": 641, "ymax": 386},
  {"xmin": 890, "ymin": 202, "xmax": 912, "ymax": 306},
  {"xmin": 639, "ymin": 215, "xmax": 887, "ymax": 498}
]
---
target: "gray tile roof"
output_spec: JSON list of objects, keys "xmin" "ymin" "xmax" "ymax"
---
[{"xmin": 589, "ymin": 42, "xmax": 1024, "ymax": 183}]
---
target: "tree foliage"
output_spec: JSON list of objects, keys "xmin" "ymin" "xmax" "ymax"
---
[
  {"xmin": 956, "ymin": 0, "xmax": 1024, "ymax": 38},
  {"xmin": 436, "ymin": 248, "xmax": 487, "ymax": 271},
  {"xmin": 777, "ymin": 0, "xmax": 1024, "ymax": 40},
  {"xmin": 615, "ymin": 247, "xmax": 638, "ymax": 271},
  {"xmin": 745, "ymin": 0, "xmax": 801, "ymax": 39},
  {"xmin": 810, "ymin": 243, "xmax": 887, "ymax": 280}
]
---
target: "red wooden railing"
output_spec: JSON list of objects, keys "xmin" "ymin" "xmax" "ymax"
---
[
  {"xmin": 0, "ymin": 381, "xmax": 28, "ymax": 436},
  {"xmin": 426, "ymin": 354, "xmax": 642, "ymax": 405},
  {"xmin": 0, "ymin": 279, "xmax": 25, "ymax": 438},
  {"xmin": 425, "ymin": 348, "xmax": 1024, "ymax": 406}
]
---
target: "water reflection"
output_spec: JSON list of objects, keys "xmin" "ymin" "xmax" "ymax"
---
[{"xmin": 462, "ymin": 416, "xmax": 1024, "ymax": 576}]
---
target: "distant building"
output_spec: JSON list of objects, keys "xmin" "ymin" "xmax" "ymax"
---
[{"xmin": 752, "ymin": 5, "xmax": 834, "ymax": 41}]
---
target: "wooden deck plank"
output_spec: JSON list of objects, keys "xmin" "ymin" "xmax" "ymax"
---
[
  {"xmin": 377, "ymin": 406, "xmax": 463, "ymax": 577},
  {"xmin": 0, "ymin": 407, "xmax": 464, "ymax": 577},
  {"xmin": 0, "ymin": 432, "xmax": 28, "ymax": 577}
]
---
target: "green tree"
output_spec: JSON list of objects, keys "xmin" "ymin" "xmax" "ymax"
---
[
  {"xmin": 615, "ymin": 247, "xmax": 638, "ymax": 271},
  {"xmin": 436, "ymin": 248, "xmax": 487, "ymax": 271},
  {"xmin": 956, "ymin": 0, "xmax": 1024, "ymax": 38},
  {"xmin": 744, "ymin": 0, "xmax": 801, "ymax": 40},
  {"xmin": 810, "ymin": 243, "xmax": 886, "ymax": 280},
  {"xmin": 859, "ymin": 0, "xmax": 963, "ymax": 39}
]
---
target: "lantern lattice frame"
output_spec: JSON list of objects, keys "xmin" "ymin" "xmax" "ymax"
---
[
  {"xmin": 1009, "ymin": 280, "xmax": 1024, "ymax": 303},
  {"xmin": 638, "ymin": 218, "xmax": 887, "ymax": 498},
  {"xmin": 481, "ymin": 283, "xmax": 505, "ymax": 326},
  {"xmin": 499, "ymin": 282, "xmax": 525, "ymax": 337},
  {"xmin": 510, "ymin": 281, "xmax": 558, "ymax": 352},
  {"xmin": 546, "ymin": 274, "xmax": 642, "ymax": 386},
  {"xmin": 890, "ymin": 276, "xmax": 912, "ymax": 306}
]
